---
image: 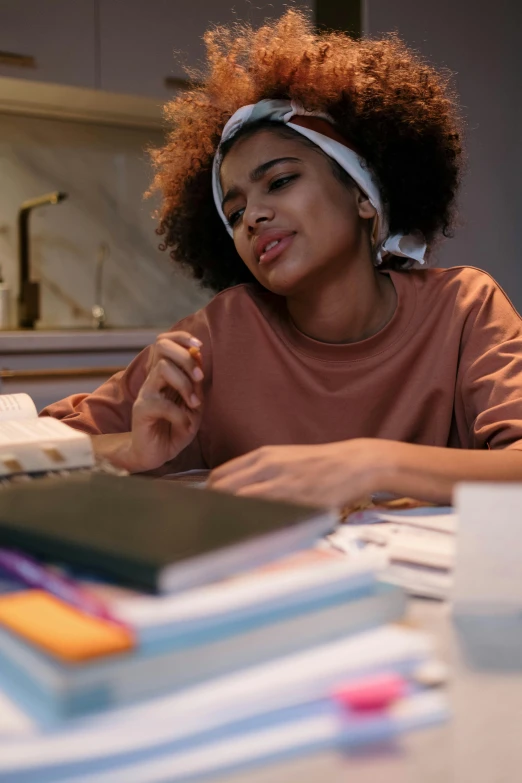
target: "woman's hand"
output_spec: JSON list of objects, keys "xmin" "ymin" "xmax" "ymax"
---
[
  {"xmin": 125, "ymin": 331, "xmax": 205, "ymax": 472},
  {"xmin": 208, "ymin": 439, "xmax": 389, "ymax": 507}
]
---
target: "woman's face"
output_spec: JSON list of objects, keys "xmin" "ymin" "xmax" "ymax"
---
[{"xmin": 219, "ymin": 129, "xmax": 376, "ymax": 296}]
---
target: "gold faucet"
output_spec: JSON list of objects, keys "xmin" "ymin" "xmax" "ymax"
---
[{"xmin": 18, "ymin": 191, "xmax": 68, "ymax": 328}]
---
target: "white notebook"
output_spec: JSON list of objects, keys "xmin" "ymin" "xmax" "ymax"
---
[{"xmin": 0, "ymin": 393, "xmax": 94, "ymax": 477}]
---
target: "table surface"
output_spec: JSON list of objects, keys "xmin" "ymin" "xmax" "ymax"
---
[{"xmin": 213, "ymin": 599, "xmax": 522, "ymax": 783}]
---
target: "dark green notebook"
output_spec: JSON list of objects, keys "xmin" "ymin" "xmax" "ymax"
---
[{"xmin": 0, "ymin": 474, "xmax": 336, "ymax": 593}]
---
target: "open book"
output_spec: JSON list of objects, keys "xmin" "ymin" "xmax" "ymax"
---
[{"xmin": 0, "ymin": 393, "xmax": 94, "ymax": 477}]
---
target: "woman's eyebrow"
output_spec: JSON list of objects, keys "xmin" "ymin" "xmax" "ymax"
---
[
  {"xmin": 221, "ymin": 156, "xmax": 302, "ymax": 210},
  {"xmin": 250, "ymin": 156, "xmax": 302, "ymax": 182}
]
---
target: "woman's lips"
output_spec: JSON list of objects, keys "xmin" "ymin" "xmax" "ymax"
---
[{"xmin": 258, "ymin": 233, "xmax": 296, "ymax": 265}]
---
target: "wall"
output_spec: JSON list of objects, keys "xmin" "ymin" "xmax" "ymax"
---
[
  {"xmin": 0, "ymin": 114, "xmax": 210, "ymax": 329},
  {"xmin": 365, "ymin": 0, "xmax": 522, "ymax": 309}
]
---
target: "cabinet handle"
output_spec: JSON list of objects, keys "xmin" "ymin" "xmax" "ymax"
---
[
  {"xmin": 0, "ymin": 367, "xmax": 125, "ymax": 380},
  {"xmin": 0, "ymin": 51, "xmax": 37, "ymax": 69}
]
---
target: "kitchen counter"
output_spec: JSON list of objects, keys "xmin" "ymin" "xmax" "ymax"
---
[
  {"xmin": 0, "ymin": 328, "xmax": 163, "ymax": 410},
  {"xmin": 0, "ymin": 328, "xmax": 161, "ymax": 354}
]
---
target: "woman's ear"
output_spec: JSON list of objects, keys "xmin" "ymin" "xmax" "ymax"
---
[{"xmin": 356, "ymin": 191, "xmax": 377, "ymax": 220}]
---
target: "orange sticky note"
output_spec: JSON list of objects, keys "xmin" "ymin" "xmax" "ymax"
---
[{"xmin": 0, "ymin": 590, "xmax": 134, "ymax": 663}]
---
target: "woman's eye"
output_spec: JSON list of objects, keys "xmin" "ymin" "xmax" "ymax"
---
[
  {"xmin": 226, "ymin": 175, "xmax": 298, "ymax": 227},
  {"xmin": 269, "ymin": 174, "xmax": 298, "ymax": 191},
  {"xmin": 227, "ymin": 208, "xmax": 244, "ymax": 228}
]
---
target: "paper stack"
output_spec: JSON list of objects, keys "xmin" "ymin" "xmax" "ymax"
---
[{"xmin": 329, "ymin": 505, "xmax": 457, "ymax": 599}]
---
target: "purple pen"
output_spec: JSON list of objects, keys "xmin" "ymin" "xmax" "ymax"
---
[{"xmin": 0, "ymin": 548, "xmax": 130, "ymax": 630}]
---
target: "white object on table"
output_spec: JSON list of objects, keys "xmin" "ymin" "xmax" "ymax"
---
[
  {"xmin": 453, "ymin": 483, "xmax": 522, "ymax": 613},
  {"xmin": 453, "ymin": 482, "xmax": 522, "ymax": 669}
]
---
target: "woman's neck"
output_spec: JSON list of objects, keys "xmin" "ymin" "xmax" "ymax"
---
[{"xmin": 285, "ymin": 262, "xmax": 397, "ymax": 345}]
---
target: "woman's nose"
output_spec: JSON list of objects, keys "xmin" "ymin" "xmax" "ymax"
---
[{"xmin": 245, "ymin": 202, "xmax": 275, "ymax": 233}]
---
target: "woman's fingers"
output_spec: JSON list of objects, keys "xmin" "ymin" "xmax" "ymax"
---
[
  {"xmin": 209, "ymin": 452, "xmax": 277, "ymax": 492},
  {"xmin": 153, "ymin": 336, "xmax": 204, "ymax": 385},
  {"xmin": 151, "ymin": 334, "xmax": 204, "ymax": 408},
  {"xmin": 210, "ymin": 468, "xmax": 259, "ymax": 494},
  {"xmin": 153, "ymin": 330, "xmax": 202, "ymax": 354},
  {"xmin": 140, "ymin": 358, "xmax": 201, "ymax": 410},
  {"xmin": 133, "ymin": 396, "xmax": 195, "ymax": 431},
  {"xmin": 209, "ymin": 446, "xmax": 278, "ymax": 487},
  {"xmin": 128, "ymin": 333, "xmax": 205, "ymax": 472}
]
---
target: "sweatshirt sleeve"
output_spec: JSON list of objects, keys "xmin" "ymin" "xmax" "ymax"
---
[
  {"xmin": 39, "ymin": 345, "xmax": 152, "ymax": 436},
  {"xmin": 456, "ymin": 273, "xmax": 522, "ymax": 451}
]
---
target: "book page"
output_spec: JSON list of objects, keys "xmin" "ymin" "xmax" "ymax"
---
[
  {"xmin": 0, "ymin": 394, "xmax": 37, "ymax": 422},
  {"xmin": 0, "ymin": 418, "xmax": 86, "ymax": 446},
  {"xmin": 0, "ymin": 417, "xmax": 94, "ymax": 475}
]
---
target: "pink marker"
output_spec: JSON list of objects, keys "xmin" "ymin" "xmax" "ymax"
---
[{"xmin": 332, "ymin": 672, "xmax": 407, "ymax": 712}]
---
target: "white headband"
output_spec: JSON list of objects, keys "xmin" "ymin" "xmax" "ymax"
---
[{"xmin": 212, "ymin": 99, "xmax": 427, "ymax": 267}]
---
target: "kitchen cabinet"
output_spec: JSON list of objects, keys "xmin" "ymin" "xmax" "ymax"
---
[
  {"xmin": 98, "ymin": 0, "xmax": 198, "ymax": 100},
  {"xmin": 98, "ymin": 0, "xmax": 313, "ymax": 99},
  {"xmin": 0, "ymin": 0, "xmax": 96, "ymax": 88},
  {"xmin": 0, "ymin": 0, "xmax": 312, "ymax": 99}
]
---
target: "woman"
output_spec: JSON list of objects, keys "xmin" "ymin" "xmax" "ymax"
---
[{"xmin": 43, "ymin": 11, "xmax": 522, "ymax": 507}]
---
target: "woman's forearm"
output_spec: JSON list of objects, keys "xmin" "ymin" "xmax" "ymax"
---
[{"xmin": 376, "ymin": 441, "xmax": 522, "ymax": 504}]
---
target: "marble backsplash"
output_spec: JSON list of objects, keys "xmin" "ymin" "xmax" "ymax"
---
[{"xmin": 0, "ymin": 113, "xmax": 210, "ymax": 329}]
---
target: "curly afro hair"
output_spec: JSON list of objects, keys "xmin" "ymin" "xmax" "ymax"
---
[{"xmin": 150, "ymin": 9, "xmax": 463, "ymax": 292}]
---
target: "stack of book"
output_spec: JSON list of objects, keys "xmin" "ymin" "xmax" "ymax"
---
[
  {"xmin": 0, "ymin": 627, "xmax": 447, "ymax": 782},
  {"xmin": 0, "ymin": 394, "xmax": 449, "ymax": 781}
]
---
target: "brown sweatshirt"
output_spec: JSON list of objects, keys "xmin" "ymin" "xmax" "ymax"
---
[{"xmin": 41, "ymin": 267, "xmax": 522, "ymax": 470}]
